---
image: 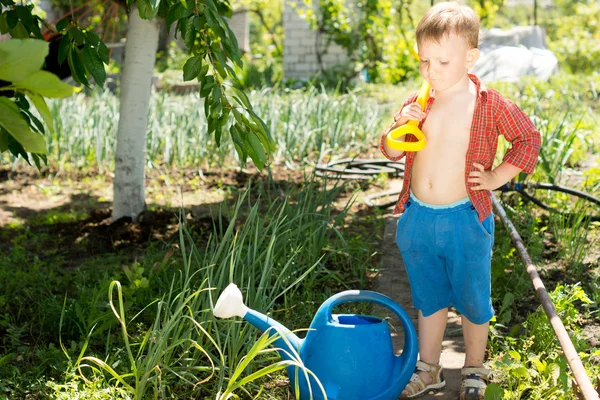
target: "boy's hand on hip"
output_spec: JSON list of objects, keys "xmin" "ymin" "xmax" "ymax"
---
[{"xmin": 469, "ymin": 163, "xmax": 501, "ymax": 190}]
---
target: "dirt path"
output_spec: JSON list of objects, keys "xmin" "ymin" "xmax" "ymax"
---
[{"xmin": 376, "ymin": 179, "xmax": 464, "ymax": 399}]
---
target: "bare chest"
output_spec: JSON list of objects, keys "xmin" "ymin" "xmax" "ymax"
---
[{"xmin": 418, "ymin": 101, "xmax": 475, "ymax": 162}]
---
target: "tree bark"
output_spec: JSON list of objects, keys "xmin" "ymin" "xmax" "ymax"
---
[{"xmin": 112, "ymin": 5, "xmax": 159, "ymax": 222}]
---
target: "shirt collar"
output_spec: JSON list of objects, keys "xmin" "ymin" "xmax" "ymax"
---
[{"xmin": 469, "ymin": 73, "xmax": 488, "ymax": 102}]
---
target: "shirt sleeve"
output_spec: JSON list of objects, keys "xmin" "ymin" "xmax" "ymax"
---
[
  {"xmin": 379, "ymin": 94, "xmax": 418, "ymax": 162},
  {"xmin": 496, "ymin": 96, "xmax": 541, "ymax": 175}
]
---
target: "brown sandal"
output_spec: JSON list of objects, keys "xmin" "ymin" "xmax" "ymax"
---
[
  {"xmin": 460, "ymin": 366, "xmax": 490, "ymax": 400},
  {"xmin": 401, "ymin": 360, "xmax": 446, "ymax": 398}
]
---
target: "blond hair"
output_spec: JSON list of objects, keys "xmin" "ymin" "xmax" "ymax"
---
[{"xmin": 416, "ymin": 2, "xmax": 480, "ymax": 49}]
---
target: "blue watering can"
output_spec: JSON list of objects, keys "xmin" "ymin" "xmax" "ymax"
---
[{"xmin": 213, "ymin": 283, "xmax": 418, "ymax": 400}]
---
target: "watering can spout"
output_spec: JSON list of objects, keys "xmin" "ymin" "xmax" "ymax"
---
[
  {"xmin": 213, "ymin": 284, "xmax": 301, "ymax": 359},
  {"xmin": 213, "ymin": 283, "xmax": 249, "ymax": 319}
]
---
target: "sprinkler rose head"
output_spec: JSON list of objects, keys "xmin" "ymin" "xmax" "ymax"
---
[{"xmin": 213, "ymin": 283, "xmax": 248, "ymax": 319}]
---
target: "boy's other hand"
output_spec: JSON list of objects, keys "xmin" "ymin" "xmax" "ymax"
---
[{"xmin": 469, "ymin": 162, "xmax": 501, "ymax": 190}]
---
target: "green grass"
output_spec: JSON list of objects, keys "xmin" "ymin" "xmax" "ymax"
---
[{"xmin": 0, "ymin": 174, "xmax": 383, "ymax": 398}]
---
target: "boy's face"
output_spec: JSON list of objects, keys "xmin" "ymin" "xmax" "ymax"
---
[{"xmin": 418, "ymin": 33, "xmax": 479, "ymax": 93}]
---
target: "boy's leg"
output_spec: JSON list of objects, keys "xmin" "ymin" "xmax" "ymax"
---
[
  {"xmin": 401, "ymin": 309, "xmax": 448, "ymax": 396},
  {"xmin": 419, "ymin": 309, "xmax": 448, "ymax": 366},
  {"xmin": 462, "ymin": 316, "xmax": 489, "ymax": 367},
  {"xmin": 418, "ymin": 309, "xmax": 448, "ymax": 379}
]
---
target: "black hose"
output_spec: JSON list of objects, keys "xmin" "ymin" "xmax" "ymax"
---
[
  {"xmin": 315, "ymin": 158, "xmax": 404, "ymax": 180},
  {"xmin": 531, "ymin": 183, "xmax": 600, "ymax": 207},
  {"xmin": 315, "ymin": 159, "xmax": 600, "ymax": 215}
]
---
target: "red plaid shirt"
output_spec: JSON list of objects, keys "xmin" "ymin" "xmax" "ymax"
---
[{"xmin": 380, "ymin": 74, "xmax": 541, "ymax": 222}]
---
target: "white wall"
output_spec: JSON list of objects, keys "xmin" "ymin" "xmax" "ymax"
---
[
  {"xmin": 230, "ymin": 10, "xmax": 250, "ymax": 54},
  {"xmin": 283, "ymin": 1, "xmax": 348, "ymax": 79}
]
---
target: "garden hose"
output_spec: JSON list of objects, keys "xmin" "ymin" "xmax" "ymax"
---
[
  {"xmin": 315, "ymin": 158, "xmax": 404, "ymax": 180},
  {"xmin": 499, "ymin": 181, "xmax": 600, "ymax": 207},
  {"xmin": 315, "ymin": 159, "xmax": 600, "ymax": 219},
  {"xmin": 498, "ymin": 181, "xmax": 600, "ymax": 222}
]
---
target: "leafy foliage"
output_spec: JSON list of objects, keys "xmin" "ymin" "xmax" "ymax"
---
[
  {"xmin": 488, "ymin": 284, "xmax": 599, "ymax": 399},
  {"xmin": 544, "ymin": 2, "xmax": 600, "ymax": 74},
  {"xmin": 0, "ymin": 0, "xmax": 275, "ymax": 170},
  {"xmin": 0, "ymin": 38, "xmax": 76, "ymax": 165}
]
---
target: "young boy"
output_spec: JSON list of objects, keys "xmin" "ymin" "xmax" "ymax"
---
[{"xmin": 379, "ymin": 2, "xmax": 541, "ymax": 399}]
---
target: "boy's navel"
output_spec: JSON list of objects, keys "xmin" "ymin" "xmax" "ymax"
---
[{"xmin": 428, "ymin": 179, "xmax": 433, "ymax": 189}]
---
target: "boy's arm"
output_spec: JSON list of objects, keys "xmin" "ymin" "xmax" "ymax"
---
[
  {"xmin": 379, "ymin": 94, "xmax": 418, "ymax": 161},
  {"xmin": 469, "ymin": 96, "xmax": 541, "ymax": 191},
  {"xmin": 496, "ymin": 97, "xmax": 542, "ymax": 175}
]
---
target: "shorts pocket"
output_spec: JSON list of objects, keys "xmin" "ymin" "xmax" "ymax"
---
[
  {"xmin": 396, "ymin": 202, "xmax": 416, "ymax": 251},
  {"xmin": 471, "ymin": 210, "xmax": 493, "ymax": 238}
]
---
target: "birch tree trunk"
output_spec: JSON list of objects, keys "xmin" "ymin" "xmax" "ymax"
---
[{"xmin": 112, "ymin": 6, "xmax": 159, "ymax": 221}]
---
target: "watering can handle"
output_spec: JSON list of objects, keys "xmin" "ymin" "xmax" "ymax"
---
[
  {"xmin": 317, "ymin": 290, "xmax": 414, "ymax": 330},
  {"xmin": 315, "ymin": 290, "xmax": 417, "ymax": 353}
]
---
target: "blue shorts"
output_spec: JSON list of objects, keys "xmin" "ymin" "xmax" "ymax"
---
[{"xmin": 395, "ymin": 193, "xmax": 495, "ymax": 325}]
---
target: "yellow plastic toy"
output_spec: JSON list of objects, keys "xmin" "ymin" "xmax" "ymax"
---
[{"xmin": 385, "ymin": 46, "xmax": 430, "ymax": 152}]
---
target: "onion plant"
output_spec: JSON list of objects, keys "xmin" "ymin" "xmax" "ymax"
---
[
  {"xmin": 29, "ymin": 88, "xmax": 387, "ymax": 172},
  {"xmin": 75, "ymin": 176, "xmax": 354, "ymax": 398}
]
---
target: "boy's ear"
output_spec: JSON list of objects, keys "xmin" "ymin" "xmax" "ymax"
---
[{"xmin": 466, "ymin": 48, "xmax": 480, "ymax": 68}]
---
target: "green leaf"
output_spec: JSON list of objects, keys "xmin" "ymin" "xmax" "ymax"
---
[
  {"xmin": 68, "ymin": 27, "xmax": 85, "ymax": 45},
  {"xmin": 0, "ymin": 127, "xmax": 9, "ymax": 151},
  {"xmin": 5, "ymin": 10, "xmax": 17, "ymax": 28},
  {"xmin": 207, "ymin": 114, "xmax": 216, "ymax": 136},
  {"xmin": 508, "ymin": 350, "xmax": 521, "ymax": 361},
  {"xmin": 13, "ymin": 71, "xmax": 76, "ymax": 98},
  {"xmin": 193, "ymin": 15, "xmax": 206, "ymax": 31},
  {"xmin": 9, "ymin": 21, "xmax": 29, "ymax": 39},
  {"xmin": 27, "ymin": 93, "xmax": 55, "ymax": 134},
  {"xmin": 0, "ymin": 13, "xmax": 9, "ymax": 34},
  {"xmin": 230, "ymin": 86, "xmax": 251, "ymax": 109},
  {"xmin": 166, "ymin": 3, "xmax": 188, "ymax": 33},
  {"xmin": 68, "ymin": 49, "xmax": 89, "ymax": 87},
  {"xmin": 149, "ymin": 0, "xmax": 161, "ymax": 13},
  {"xmin": 222, "ymin": 35, "xmax": 242, "ymax": 68},
  {"xmin": 182, "ymin": 16, "xmax": 195, "ymax": 49},
  {"xmin": 58, "ymin": 35, "xmax": 71, "ymax": 64},
  {"xmin": 15, "ymin": 6, "xmax": 34, "ymax": 26},
  {"xmin": 213, "ymin": 50, "xmax": 229, "ymax": 79},
  {"xmin": 214, "ymin": 115, "xmax": 222, "ymax": 146},
  {"xmin": 0, "ymin": 98, "xmax": 46, "ymax": 153},
  {"xmin": 0, "ymin": 38, "xmax": 49, "ymax": 82},
  {"xmin": 248, "ymin": 132, "xmax": 266, "ymax": 169},
  {"xmin": 484, "ymin": 383, "xmax": 504, "ymax": 400},
  {"xmin": 98, "ymin": 43, "xmax": 110, "ymax": 64},
  {"xmin": 182, "ymin": 55, "xmax": 202, "ymax": 81},
  {"xmin": 211, "ymin": 85, "xmax": 221, "ymax": 105},
  {"xmin": 16, "ymin": 5, "xmax": 42, "ymax": 39},
  {"xmin": 82, "ymin": 46, "xmax": 106, "ymax": 86},
  {"xmin": 511, "ymin": 366, "xmax": 529, "ymax": 379},
  {"xmin": 199, "ymin": 75, "xmax": 215, "ymax": 98},
  {"xmin": 137, "ymin": 0, "xmax": 158, "ymax": 19},
  {"xmin": 84, "ymin": 30, "xmax": 101, "ymax": 47},
  {"xmin": 229, "ymin": 124, "xmax": 246, "ymax": 161},
  {"xmin": 27, "ymin": 111, "xmax": 44, "ymax": 135},
  {"xmin": 55, "ymin": 18, "xmax": 70, "ymax": 32},
  {"xmin": 197, "ymin": 64, "xmax": 209, "ymax": 82},
  {"xmin": 31, "ymin": 152, "xmax": 44, "ymax": 168}
]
